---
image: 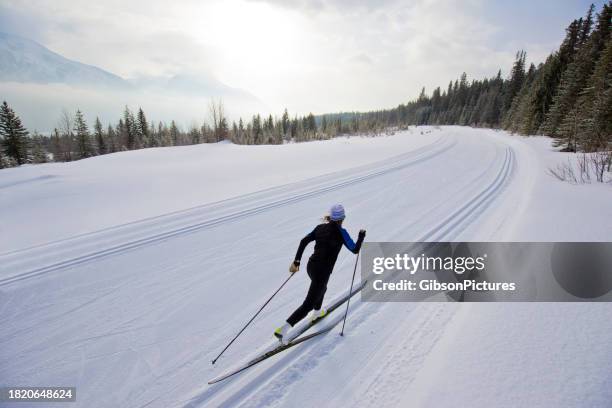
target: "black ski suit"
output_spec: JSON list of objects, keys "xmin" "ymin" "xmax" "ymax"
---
[{"xmin": 286, "ymin": 221, "xmax": 364, "ymax": 326}]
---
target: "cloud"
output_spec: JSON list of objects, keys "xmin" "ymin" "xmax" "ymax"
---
[
  {"xmin": 0, "ymin": 0, "xmax": 581, "ymax": 118},
  {"xmin": 248, "ymin": 0, "xmax": 399, "ymax": 13},
  {"xmin": 348, "ymin": 53, "xmax": 374, "ymax": 65},
  {"xmin": 0, "ymin": 3, "xmax": 47, "ymax": 42},
  {"xmin": 1, "ymin": 0, "xmax": 216, "ymax": 78}
]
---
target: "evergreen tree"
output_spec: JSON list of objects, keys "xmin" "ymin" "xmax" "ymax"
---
[
  {"xmin": 305, "ymin": 113, "xmax": 316, "ymax": 137},
  {"xmin": 0, "ymin": 101, "xmax": 30, "ymax": 165},
  {"xmin": 576, "ymin": 34, "xmax": 612, "ymax": 150},
  {"xmin": 548, "ymin": 3, "xmax": 612, "ymax": 148},
  {"xmin": 74, "ymin": 109, "xmax": 95, "ymax": 158},
  {"xmin": 137, "ymin": 108, "xmax": 149, "ymax": 148},
  {"xmin": 502, "ymin": 51, "xmax": 527, "ymax": 120},
  {"xmin": 579, "ymin": 4, "xmax": 596, "ymax": 45},
  {"xmin": 218, "ymin": 116, "xmax": 229, "ymax": 141},
  {"xmin": 237, "ymin": 118, "xmax": 245, "ymax": 144},
  {"xmin": 190, "ymin": 126, "xmax": 201, "ymax": 144},
  {"xmin": 169, "ymin": 121, "xmax": 179, "ymax": 146},
  {"xmin": 149, "ymin": 122, "xmax": 159, "ymax": 147},
  {"xmin": 281, "ymin": 108, "xmax": 290, "ymax": 138},
  {"xmin": 515, "ymin": 55, "xmax": 560, "ymax": 134},
  {"xmin": 30, "ymin": 131, "xmax": 48, "ymax": 163},
  {"xmin": 123, "ymin": 106, "xmax": 136, "ymax": 149},
  {"xmin": 116, "ymin": 118, "xmax": 126, "ymax": 150},
  {"xmin": 107, "ymin": 125, "xmax": 117, "ymax": 153},
  {"xmin": 252, "ymin": 114, "xmax": 262, "ymax": 144},
  {"xmin": 481, "ymin": 71, "xmax": 503, "ymax": 126},
  {"xmin": 94, "ymin": 117, "xmax": 107, "ymax": 155},
  {"xmin": 504, "ymin": 63, "xmax": 536, "ymax": 131},
  {"xmin": 158, "ymin": 122, "xmax": 170, "ymax": 146}
]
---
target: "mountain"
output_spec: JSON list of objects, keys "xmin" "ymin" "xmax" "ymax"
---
[
  {"xmin": 127, "ymin": 73, "xmax": 262, "ymax": 104},
  {"xmin": 0, "ymin": 32, "xmax": 262, "ymax": 103},
  {"xmin": 0, "ymin": 32, "xmax": 128, "ymax": 88},
  {"xmin": 0, "ymin": 32, "xmax": 266, "ymax": 132}
]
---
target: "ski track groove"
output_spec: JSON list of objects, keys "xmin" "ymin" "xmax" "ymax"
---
[
  {"xmin": 0, "ymin": 136, "xmax": 443, "ymax": 257},
  {"xmin": 182, "ymin": 140, "xmax": 515, "ymax": 407},
  {"xmin": 0, "ymin": 136, "xmax": 454, "ymax": 287}
]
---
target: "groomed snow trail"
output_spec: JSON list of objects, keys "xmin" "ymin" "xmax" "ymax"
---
[
  {"xmin": 0, "ymin": 128, "xmax": 520, "ymax": 408},
  {"xmin": 183, "ymin": 132, "xmax": 515, "ymax": 408}
]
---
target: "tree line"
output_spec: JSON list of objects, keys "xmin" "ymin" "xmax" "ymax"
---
[
  {"xmin": 1, "ymin": 3, "xmax": 610, "ymax": 169},
  {"xmin": 348, "ymin": 3, "xmax": 611, "ymax": 152}
]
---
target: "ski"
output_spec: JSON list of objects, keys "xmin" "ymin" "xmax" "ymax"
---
[
  {"xmin": 207, "ymin": 280, "xmax": 367, "ymax": 385},
  {"xmin": 207, "ymin": 326, "xmax": 334, "ymax": 384},
  {"xmin": 284, "ymin": 279, "xmax": 368, "ymax": 343}
]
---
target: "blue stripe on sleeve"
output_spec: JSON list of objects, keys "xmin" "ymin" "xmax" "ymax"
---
[{"xmin": 340, "ymin": 228, "xmax": 356, "ymax": 251}]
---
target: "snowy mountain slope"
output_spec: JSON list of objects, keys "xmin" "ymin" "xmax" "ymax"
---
[
  {"xmin": 0, "ymin": 32, "xmax": 265, "ymax": 132},
  {"xmin": 0, "ymin": 32, "xmax": 127, "ymax": 87},
  {"xmin": 0, "ymin": 127, "xmax": 611, "ymax": 408},
  {"xmin": 0, "ymin": 32, "xmax": 260, "ymax": 103}
]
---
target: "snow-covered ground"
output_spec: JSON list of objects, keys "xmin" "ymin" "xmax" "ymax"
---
[
  {"xmin": 0, "ymin": 126, "xmax": 610, "ymax": 408},
  {"xmin": 0, "ymin": 132, "xmax": 434, "ymax": 252}
]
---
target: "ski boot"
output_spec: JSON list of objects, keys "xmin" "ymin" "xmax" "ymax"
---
[
  {"xmin": 310, "ymin": 308, "xmax": 327, "ymax": 323},
  {"xmin": 274, "ymin": 323, "xmax": 291, "ymax": 344}
]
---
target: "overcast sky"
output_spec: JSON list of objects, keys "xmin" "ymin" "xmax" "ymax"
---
[{"xmin": 0, "ymin": 0, "xmax": 605, "ymax": 115}]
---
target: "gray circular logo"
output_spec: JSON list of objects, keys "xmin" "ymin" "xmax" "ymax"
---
[{"xmin": 551, "ymin": 243, "xmax": 612, "ymax": 299}]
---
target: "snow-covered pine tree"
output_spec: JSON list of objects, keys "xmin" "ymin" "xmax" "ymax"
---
[
  {"xmin": 501, "ymin": 51, "xmax": 526, "ymax": 123},
  {"xmin": 575, "ymin": 34, "xmax": 612, "ymax": 151},
  {"xmin": 137, "ymin": 108, "xmax": 149, "ymax": 148},
  {"xmin": 123, "ymin": 106, "xmax": 136, "ymax": 150},
  {"xmin": 237, "ymin": 118, "xmax": 245, "ymax": 144},
  {"xmin": 74, "ymin": 109, "xmax": 95, "ymax": 159},
  {"xmin": 189, "ymin": 126, "xmax": 201, "ymax": 144},
  {"xmin": 149, "ymin": 122, "xmax": 159, "ymax": 147},
  {"xmin": 107, "ymin": 125, "xmax": 117, "ymax": 153},
  {"xmin": 252, "ymin": 114, "xmax": 262, "ymax": 144},
  {"xmin": 281, "ymin": 109, "xmax": 290, "ymax": 140},
  {"xmin": 503, "ymin": 63, "xmax": 536, "ymax": 132},
  {"xmin": 169, "ymin": 121, "xmax": 179, "ymax": 146},
  {"xmin": 219, "ymin": 116, "xmax": 229, "ymax": 141},
  {"xmin": 0, "ymin": 101, "xmax": 30, "ymax": 165},
  {"xmin": 94, "ymin": 117, "xmax": 107, "ymax": 155},
  {"xmin": 552, "ymin": 4, "xmax": 612, "ymax": 150}
]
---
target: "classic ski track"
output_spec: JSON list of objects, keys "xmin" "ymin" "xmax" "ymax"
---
[
  {"xmin": 183, "ymin": 142, "xmax": 515, "ymax": 407},
  {"xmin": 0, "ymin": 136, "xmax": 455, "ymax": 287},
  {"xmin": 0, "ymin": 135, "xmax": 447, "ymax": 258}
]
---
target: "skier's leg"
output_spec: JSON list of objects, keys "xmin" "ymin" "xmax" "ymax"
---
[
  {"xmin": 286, "ymin": 268, "xmax": 326, "ymax": 326},
  {"xmin": 313, "ymin": 273, "xmax": 330, "ymax": 310},
  {"xmin": 309, "ymin": 272, "xmax": 330, "ymax": 321}
]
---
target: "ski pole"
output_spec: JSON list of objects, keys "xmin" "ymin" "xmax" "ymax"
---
[
  {"xmin": 212, "ymin": 272, "xmax": 295, "ymax": 364},
  {"xmin": 340, "ymin": 251, "xmax": 360, "ymax": 336}
]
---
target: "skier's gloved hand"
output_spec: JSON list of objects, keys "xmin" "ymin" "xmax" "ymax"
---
[
  {"xmin": 289, "ymin": 260, "xmax": 300, "ymax": 273},
  {"xmin": 358, "ymin": 229, "xmax": 366, "ymax": 239}
]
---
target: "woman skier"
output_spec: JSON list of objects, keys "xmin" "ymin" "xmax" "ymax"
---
[{"xmin": 274, "ymin": 204, "xmax": 366, "ymax": 343}]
